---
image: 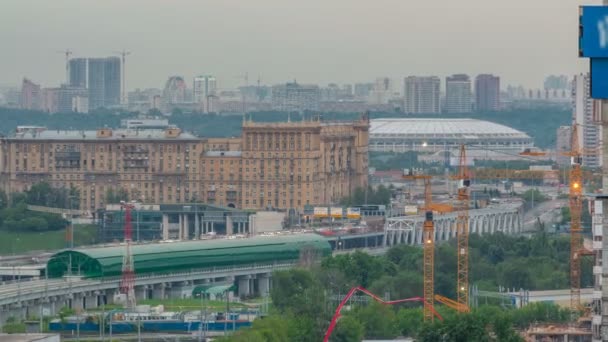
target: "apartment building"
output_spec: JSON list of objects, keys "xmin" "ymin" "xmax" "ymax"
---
[{"xmin": 0, "ymin": 117, "xmax": 369, "ymax": 215}]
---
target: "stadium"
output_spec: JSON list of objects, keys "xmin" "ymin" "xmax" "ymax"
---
[{"xmin": 369, "ymin": 118, "xmax": 535, "ymax": 162}]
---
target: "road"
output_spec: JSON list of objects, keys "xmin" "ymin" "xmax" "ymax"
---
[{"xmin": 523, "ymin": 199, "xmax": 566, "ymax": 232}]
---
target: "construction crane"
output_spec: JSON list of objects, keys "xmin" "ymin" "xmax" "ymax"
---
[
  {"xmin": 113, "ymin": 50, "xmax": 131, "ymax": 105},
  {"xmin": 402, "ymin": 171, "xmax": 454, "ymax": 321},
  {"xmin": 455, "ymin": 145, "xmax": 471, "ymax": 312},
  {"xmin": 120, "ymin": 201, "xmax": 136, "ymax": 310},
  {"xmin": 57, "ymin": 49, "xmax": 73, "ymax": 84},
  {"xmin": 564, "ymin": 124, "xmax": 584, "ymax": 312}
]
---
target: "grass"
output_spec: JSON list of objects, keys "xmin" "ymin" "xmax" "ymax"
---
[
  {"xmin": 84, "ymin": 298, "xmax": 269, "ymax": 314},
  {"xmin": 0, "ymin": 224, "xmax": 98, "ymax": 255},
  {"xmin": 138, "ymin": 298, "xmax": 248, "ymax": 311}
]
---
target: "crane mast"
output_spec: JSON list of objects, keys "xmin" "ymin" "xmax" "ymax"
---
[
  {"xmin": 456, "ymin": 145, "xmax": 470, "ymax": 312},
  {"xmin": 569, "ymin": 124, "xmax": 583, "ymax": 311},
  {"xmin": 120, "ymin": 202, "xmax": 136, "ymax": 310}
]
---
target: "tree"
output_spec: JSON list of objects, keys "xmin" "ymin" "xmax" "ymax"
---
[
  {"xmin": 520, "ymin": 188, "xmax": 547, "ymax": 208},
  {"xmin": 105, "ymin": 188, "xmax": 129, "ymax": 204},
  {"xmin": 354, "ymin": 302, "xmax": 398, "ymax": 339},
  {"xmin": 330, "ymin": 315, "xmax": 364, "ymax": 342}
]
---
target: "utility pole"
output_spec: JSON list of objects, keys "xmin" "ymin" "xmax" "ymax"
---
[{"xmin": 113, "ymin": 50, "xmax": 131, "ymax": 105}]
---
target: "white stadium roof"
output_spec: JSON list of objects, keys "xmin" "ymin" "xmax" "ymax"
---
[{"xmin": 370, "ymin": 118, "xmax": 531, "ymax": 141}]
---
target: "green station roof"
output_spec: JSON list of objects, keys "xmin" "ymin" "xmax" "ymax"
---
[{"xmin": 47, "ymin": 234, "xmax": 331, "ymax": 278}]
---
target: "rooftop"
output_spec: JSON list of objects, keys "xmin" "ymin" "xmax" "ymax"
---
[
  {"xmin": 370, "ymin": 118, "xmax": 530, "ymax": 140},
  {"xmin": 10, "ymin": 128, "xmax": 198, "ymax": 141}
]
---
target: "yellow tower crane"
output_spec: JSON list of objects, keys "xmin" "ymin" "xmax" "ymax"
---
[{"xmin": 403, "ymin": 171, "xmax": 453, "ymax": 321}]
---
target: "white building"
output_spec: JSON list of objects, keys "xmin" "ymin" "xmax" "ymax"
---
[
  {"xmin": 445, "ymin": 74, "xmax": 472, "ymax": 113},
  {"xmin": 404, "ymin": 76, "xmax": 441, "ymax": 114},
  {"xmin": 71, "ymin": 95, "xmax": 89, "ymax": 113},
  {"xmin": 193, "ymin": 75, "xmax": 217, "ymax": 113},
  {"xmin": 572, "ymin": 73, "xmax": 602, "ymax": 168},
  {"xmin": 368, "ymin": 77, "xmax": 394, "ymax": 105}
]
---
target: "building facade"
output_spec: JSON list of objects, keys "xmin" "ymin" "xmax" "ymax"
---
[
  {"xmin": 445, "ymin": 74, "xmax": 472, "ymax": 113},
  {"xmin": 193, "ymin": 75, "xmax": 217, "ymax": 113},
  {"xmin": 572, "ymin": 73, "xmax": 602, "ymax": 168},
  {"xmin": 271, "ymin": 82, "xmax": 320, "ymax": 112},
  {"xmin": 57, "ymin": 85, "xmax": 88, "ymax": 113},
  {"xmin": 20, "ymin": 78, "xmax": 42, "ymax": 111},
  {"xmin": 404, "ymin": 76, "xmax": 441, "ymax": 114},
  {"xmin": 162, "ymin": 76, "xmax": 187, "ymax": 111},
  {"xmin": 87, "ymin": 57, "xmax": 121, "ymax": 110},
  {"xmin": 68, "ymin": 58, "xmax": 87, "ymax": 89},
  {"xmin": 555, "ymin": 126, "xmax": 572, "ymax": 167},
  {"xmin": 0, "ymin": 118, "xmax": 369, "ymax": 215},
  {"xmin": 475, "ymin": 74, "xmax": 500, "ymax": 111}
]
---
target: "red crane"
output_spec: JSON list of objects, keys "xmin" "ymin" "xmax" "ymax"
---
[
  {"xmin": 120, "ymin": 201, "xmax": 136, "ymax": 310},
  {"xmin": 322, "ymin": 286, "xmax": 443, "ymax": 342}
]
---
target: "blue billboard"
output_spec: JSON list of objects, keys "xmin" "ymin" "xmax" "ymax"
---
[
  {"xmin": 591, "ymin": 58, "xmax": 608, "ymax": 98},
  {"xmin": 580, "ymin": 6, "xmax": 608, "ymax": 57}
]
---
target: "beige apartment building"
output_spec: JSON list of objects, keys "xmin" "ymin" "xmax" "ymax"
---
[{"xmin": 0, "ymin": 117, "xmax": 369, "ymax": 215}]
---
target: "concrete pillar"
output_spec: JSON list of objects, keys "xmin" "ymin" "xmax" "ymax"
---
[
  {"xmin": 183, "ymin": 214, "xmax": 189, "ymax": 240},
  {"xmin": 250, "ymin": 215, "xmax": 255, "ymax": 235},
  {"xmin": 162, "ymin": 214, "xmax": 169, "ymax": 240},
  {"xmin": 72, "ymin": 295, "xmax": 84, "ymax": 311},
  {"xmin": 211, "ymin": 222, "xmax": 215, "ymax": 234},
  {"xmin": 238, "ymin": 276, "xmax": 251, "ymax": 297},
  {"xmin": 195, "ymin": 214, "xmax": 200, "ymax": 239},
  {"xmin": 152, "ymin": 284, "xmax": 166, "ymax": 299},
  {"xmin": 135, "ymin": 286, "xmax": 147, "ymax": 301},
  {"xmin": 178, "ymin": 214, "xmax": 183, "ymax": 240},
  {"xmin": 226, "ymin": 215, "xmax": 233, "ymax": 236},
  {"xmin": 258, "ymin": 275, "xmax": 270, "ymax": 297},
  {"xmin": 85, "ymin": 295, "xmax": 98, "ymax": 309}
]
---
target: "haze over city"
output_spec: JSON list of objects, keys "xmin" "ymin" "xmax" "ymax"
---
[
  {"xmin": 4, "ymin": 0, "xmax": 608, "ymax": 341},
  {"xmin": 0, "ymin": 0, "xmax": 594, "ymax": 89}
]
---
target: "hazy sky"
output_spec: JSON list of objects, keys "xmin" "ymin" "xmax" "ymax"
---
[{"xmin": 0, "ymin": 0, "xmax": 598, "ymax": 91}]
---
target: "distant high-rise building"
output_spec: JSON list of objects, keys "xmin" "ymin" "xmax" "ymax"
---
[
  {"xmin": 20, "ymin": 78, "xmax": 42, "ymax": 110},
  {"xmin": 572, "ymin": 73, "xmax": 601, "ymax": 168},
  {"xmin": 342, "ymin": 84, "xmax": 353, "ymax": 98},
  {"xmin": 81, "ymin": 57, "xmax": 121, "ymax": 110},
  {"xmin": 544, "ymin": 75, "xmax": 569, "ymax": 90},
  {"xmin": 271, "ymin": 82, "xmax": 320, "ymax": 112},
  {"xmin": 162, "ymin": 76, "xmax": 187, "ymax": 111},
  {"xmin": 556, "ymin": 126, "xmax": 572, "ymax": 167},
  {"xmin": 475, "ymin": 74, "xmax": 500, "ymax": 111},
  {"xmin": 57, "ymin": 85, "xmax": 88, "ymax": 113},
  {"xmin": 321, "ymin": 83, "xmax": 341, "ymax": 102},
  {"xmin": 445, "ymin": 74, "xmax": 472, "ymax": 113},
  {"xmin": 104, "ymin": 57, "xmax": 121, "ymax": 106},
  {"xmin": 69, "ymin": 58, "xmax": 87, "ymax": 88},
  {"xmin": 41, "ymin": 88, "xmax": 59, "ymax": 113},
  {"xmin": 354, "ymin": 83, "xmax": 373, "ymax": 100},
  {"xmin": 193, "ymin": 75, "xmax": 217, "ymax": 113},
  {"xmin": 404, "ymin": 76, "xmax": 441, "ymax": 114},
  {"xmin": 368, "ymin": 77, "xmax": 393, "ymax": 105}
]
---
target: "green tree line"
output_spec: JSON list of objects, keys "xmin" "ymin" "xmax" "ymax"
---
[{"xmin": 0, "ymin": 106, "xmax": 569, "ymax": 148}]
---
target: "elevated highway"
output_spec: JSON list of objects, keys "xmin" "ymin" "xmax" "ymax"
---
[
  {"xmin": 384, "ymin": 203, "xmax": 523, "ymax": 246},
  {"xmin": 0, "ymin": 262, "xmax": 294, "ymax": 325}
]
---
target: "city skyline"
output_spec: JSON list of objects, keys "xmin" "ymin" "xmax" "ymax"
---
[{"xmin": 0, "ymin": 0, "xmax": 591, "ymax": 90}]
